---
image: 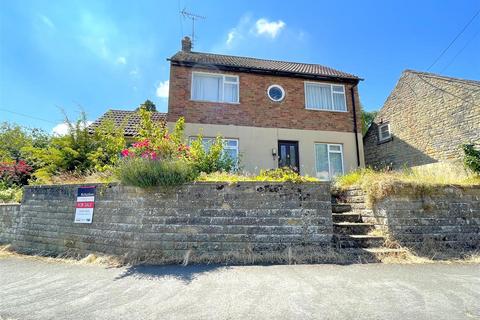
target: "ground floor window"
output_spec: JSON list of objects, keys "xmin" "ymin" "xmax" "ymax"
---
[
  {"xmin": 314, "ymin": 143, "xmax": 344, "ymax": 180},
  {"xmin": 189, "ymin": 137, "xmax": 239, "ymax": 164}
]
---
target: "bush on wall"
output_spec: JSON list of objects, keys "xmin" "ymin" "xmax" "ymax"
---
[
  {"xmin": 462, "ymin": 144, "xmax": 480, "ymax": 174},
  {"xmin": 116, "ymin": 109, "xmax": 235, "ymax": 187}
]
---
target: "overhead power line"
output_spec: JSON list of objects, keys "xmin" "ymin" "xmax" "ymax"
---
[
  {"xmin": 441, "ymin": 29, "xmax": 480, "ymax": 72},
  {"xmin": 0, "ymin": 108, "xmax": 58, "ymax": 124},
  {"xmin": 414, "ymin": 74, "xmax": 480, "ymax": 108},
  {"xmin": 427, "ymin": 8, "xmax": 480, "ymax": 71}
]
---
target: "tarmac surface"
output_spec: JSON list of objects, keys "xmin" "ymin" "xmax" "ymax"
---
[{"xmin": 0, "ymin": 256, "xmax": 479, "ymax": 320}]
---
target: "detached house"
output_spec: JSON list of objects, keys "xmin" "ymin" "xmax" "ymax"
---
[
  {"xmin": 93, "ymin": 37, "xmax": 365, "ymax": 179},
  {"xmin": 166, "ymin": 37, "xmax": 364, "ymax": 179},
  {"xmin": 364, "ymin": 70, "xmax": 480, "ymax": 169}
]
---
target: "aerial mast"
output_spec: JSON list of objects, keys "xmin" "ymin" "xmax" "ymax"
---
[{"xmin": 180, "ymin": 8, "xmax": 206, "ymax": 48}]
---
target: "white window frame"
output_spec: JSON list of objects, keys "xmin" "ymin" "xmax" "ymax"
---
[
  {"xmin": 378, "ymin": 123, "xmax": 391, "ymax": 142},
  {"xmin": 304, "ymin": 81, "xmax": 347, "ymax": 112},
  {"xmin": 314, "ymin": 143, "xmax": 345, "ymax": 181},
  {"xmin": 191, "ymin": 71, "xmax": 240, "ymax": 104},
  {"xmin": 267, "ymin": 84, "xmax": 285, "ymax": 102},
  {"xmin": 188, "ymin": 136, "xmax": 239, "ymax": 165}
]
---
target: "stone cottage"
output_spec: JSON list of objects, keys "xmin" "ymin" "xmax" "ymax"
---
[{"xmin": 364, "ymin": 70, "xmax": 480, "ymax": 169}]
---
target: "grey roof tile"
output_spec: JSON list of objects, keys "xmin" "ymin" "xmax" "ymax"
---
[
  {"xmin": 89, "ymin": 109, "xmax": 167, "ymax": 137},
  {"xmin": 169, "ymin": 51, "xmax": 360, "ymax": 80}
]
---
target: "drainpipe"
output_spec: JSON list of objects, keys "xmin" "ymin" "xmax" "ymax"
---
[{"xmin": 350, "ymin": 84, "xmax": 361, "ymax": 167}]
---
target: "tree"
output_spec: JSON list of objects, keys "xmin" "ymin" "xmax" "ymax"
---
[
  {"xmin": 136, "ymin": 100, "xmax": 157, "ymax": 112},
  {"xmin": 361, "ymin": 110, "xmax": 378, "ymax": 136}
]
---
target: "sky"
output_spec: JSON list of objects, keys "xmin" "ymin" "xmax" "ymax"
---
[{"xmin": 1, "ymin": 0, "xmax": 479, "ymax": 134}]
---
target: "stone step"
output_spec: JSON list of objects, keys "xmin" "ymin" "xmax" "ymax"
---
[
  {"xmin": 334, "ymin": 235, "xmax": 385, "ymax": 248},
  {"xmin": 331, "ymin": 204, "xmax": 352, "ymax": 213},
  {"xmin": 332, "ymin": 213, "xmax": 362, "ymax": 223},
  {"xmin": 333, "ymin": 223, "xmax": 374, "ymax": 235},
  {"xmin": 340, "ymin": 248, "xmax": 408, "ymax": 262}
]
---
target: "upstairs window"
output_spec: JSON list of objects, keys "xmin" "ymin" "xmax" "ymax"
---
[
  {"xmin": 378, "ymin": 123, "xmax": 391, "ymax": 142},
  {"xmin": 191, "ymin": 72, "xmax": 239, "ymax": 103},
  {"xmin": 305, "ymin": 82, "xmax": 347, "ymax": 112}
]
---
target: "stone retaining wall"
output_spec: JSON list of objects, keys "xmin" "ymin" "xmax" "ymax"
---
[
  {"xmin": 3, "ymin": 182, "xmax": 332, "ymax": 262},
  {"xmin": 339, "ymin": 186, "xmax": 480, "ymax": 250},
  {"xmin": 0, "ymin": 204, "xmax": 20, "ymax": 245}
]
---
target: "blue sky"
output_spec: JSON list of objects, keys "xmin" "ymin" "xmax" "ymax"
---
[{"xmin": 1, "ymin": 0, "xmax": 479, "ymax": 133}]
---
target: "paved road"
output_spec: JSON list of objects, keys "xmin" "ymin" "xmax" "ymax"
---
[{"xmin": 0, "ymin": 256, "xmax": 479, "ymax": 320}]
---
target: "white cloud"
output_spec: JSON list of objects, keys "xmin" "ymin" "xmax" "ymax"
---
[
  {"xmin": 116, "ymin": 56, "xmax": 127, "ymax": 65},
  {"xmin": 156, "ymin": 80, "xmax": 169, "ymax": 99},
  {"xmin": 39, "ymin": 14, "xmax": 55, "ymax": 29},
  {"xmin": 52, "ymin": 121, "xmax": 93, "ymax": 136},
  {"xmin": 226, "ymin": 31, "xmax": 236, "ymax": 45},
  {"xmin": 255, "ymin": 18, "xmax": 286, "ymax": 38}
]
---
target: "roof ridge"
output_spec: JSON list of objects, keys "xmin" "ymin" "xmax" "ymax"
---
[
  {"xmin": 190, "ymin": 50, "xmax": 336, "ymax": 69},
  {"xmin": 404, "ymin": 69, "xmax": 480, "ymax": 85},
  {"xmin": 107, "ymin": 109, "xmax": 167, "ymax": 114}
]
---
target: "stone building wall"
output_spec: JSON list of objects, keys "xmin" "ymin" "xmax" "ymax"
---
[
  {"xmin": 364, "ymin": 70, "xmax": 480, "ymax": 169},
  {"xmin": 4, "ymin": 182, "xmax": 333, "ymax": 262},
  {"xmin": 339, "ymin": 186, "xmax": 480, "ymax": 250}
]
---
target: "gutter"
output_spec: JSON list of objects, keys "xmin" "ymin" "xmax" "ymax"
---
[{"xmin": 350, "ymin": 83, "xmax": 361, "ymax": 167}]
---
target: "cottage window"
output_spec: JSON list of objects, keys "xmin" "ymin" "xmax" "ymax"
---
[
  {"xmin": 305, "ymin": 82, "xmax": 347, "ymax": 111},
  {"xmin": 191, "ymin": 72, "xmax": 239, "ymax": 103},
  {"xmin": 314, "ymin": 143, "xmax": 344, "ymax": 180},
  {"xmin": 378, "ymin": 123, "xmax": 391, "ymax": 142}
]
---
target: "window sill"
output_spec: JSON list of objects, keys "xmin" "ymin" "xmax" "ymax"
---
[
  {"xmin": 190, "ymin": 99, "xmax": 240, "ymax": 105},
  {"xmin": 305, "ymin": 107, "xmax": 348, "ymax": 113},
  {"xmin": 377, "ymin": 137, "xmax": 393, "ymax": 145}
]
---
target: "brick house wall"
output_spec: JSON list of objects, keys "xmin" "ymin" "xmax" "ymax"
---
[
  {"xmin": 364, "ymin": 70, "xmax": 480, "ymax": 169},
  {"xmin": 167, "ymin": 65, "xmax": 362, "ymax": 134}
]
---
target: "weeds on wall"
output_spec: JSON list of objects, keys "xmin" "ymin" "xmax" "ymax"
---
[{"xmin": 333, "ymin": 165, "xmax": 480, "ymax": 207}]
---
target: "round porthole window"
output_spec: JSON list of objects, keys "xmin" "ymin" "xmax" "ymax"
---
[{"xmin": 267, "ymin": 85, "xmax": 285, "ymax": 102}]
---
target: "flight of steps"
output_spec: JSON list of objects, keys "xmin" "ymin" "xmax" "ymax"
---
[
  {"xmin": 331, "ymin": 195, "xmax": 406, "ymax": 259},
  {"xmin": 331, "ymin": 203, "xmax": 385, "ymax": 249}
]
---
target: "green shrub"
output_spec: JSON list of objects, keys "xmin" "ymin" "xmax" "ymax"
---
[
  {"xmin": 0, "ymin": 183, "xmax": 23, "ymax": 203},
  {"xmin": 117, "ymin": 158, "xmax": 198, "ymax": 188},
  {"xmin": 197, "ymin": 167, "xmax": 318, "ymax": 183},
  {"xmin": 256, "ymin": 167, "xmax": 317, "ymax": 183},
  {"xmin": 462, "ymin": 144, "xmax": 480, "ymax": 174},
  {"xmin": 189, "ymin": 136, "xmax": 235, "ymax": 174}
]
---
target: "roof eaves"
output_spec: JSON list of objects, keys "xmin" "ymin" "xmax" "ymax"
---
[{"xmin": 169, "ymin": 59, "xmax": 362, "ymax": 82}]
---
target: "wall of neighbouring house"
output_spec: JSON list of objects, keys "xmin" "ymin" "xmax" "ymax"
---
[
  {"xmin": 5, "ymin": 183, "xmax": 333, "ymax": 263},
  {"xmin": 338, "ymin": 186, "xmax": 480, "ymax": 250},
  {"xmin": 167, "ymin": 65, "xmax": 363, "ymax": 133},
  {"xmin": 168, "ymin": 122, "xmax": 364, "ymax": 176},
  {"xmin": 364, "ymin": 71, "xmax": 480, "ymax": 169}
]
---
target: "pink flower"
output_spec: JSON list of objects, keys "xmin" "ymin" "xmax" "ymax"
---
[{"xmin": 121, "ymin": 149, "xmax": 130, "ymax": 157}]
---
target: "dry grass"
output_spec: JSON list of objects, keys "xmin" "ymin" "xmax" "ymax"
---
[
  {"xmin": 333, "ymin": 164, "xmax": 480, "ymax": 207},
  {"xmin": 45, "ymin": 170, "xmax": 118, "ymax": 185},
  {"xmin": 0, "ymin": 245, "xmax": 123, "ymax": 267},
  {"xmin": 1, "ymin": 244, "xmax": 478, "ymax": 266}
]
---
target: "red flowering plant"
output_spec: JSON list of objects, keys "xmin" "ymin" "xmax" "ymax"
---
[
  {"xmin": 120, "ymin": 114, "xmax": 191, "ymax": 162},
  {"xmin": 0, "ymin": 160, "xmax": 32, "ymax": 187}
]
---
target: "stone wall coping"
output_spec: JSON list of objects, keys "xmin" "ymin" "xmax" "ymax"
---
[
  {"xmin": 23, "ymin": 181, "xmax": 330, "ymax": 190},
  {"xmin": 0, "ymin": 203, "xmax": 21, "ymax": 207}
]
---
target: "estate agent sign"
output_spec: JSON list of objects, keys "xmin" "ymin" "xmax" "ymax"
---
[{"xmin": 74, "ymin": 186, "xmax": 96, "ymax": 224}]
